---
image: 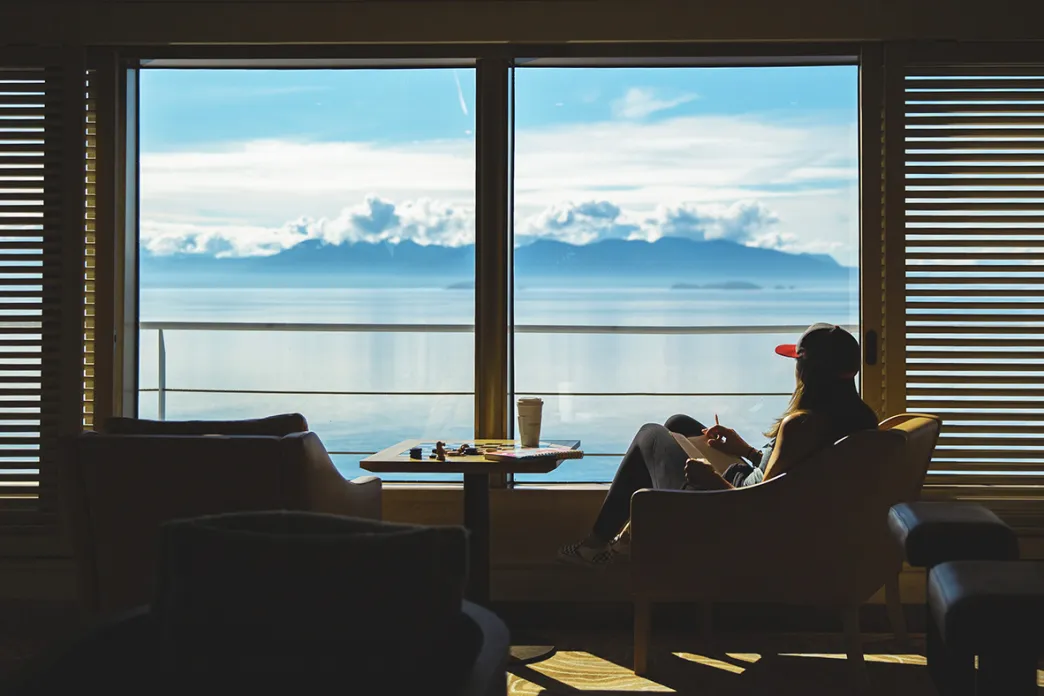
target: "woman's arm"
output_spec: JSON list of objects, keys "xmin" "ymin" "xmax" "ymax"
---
[{"xmin": 762, "ymin": 410, "xmax": 829, "ymax": 481}]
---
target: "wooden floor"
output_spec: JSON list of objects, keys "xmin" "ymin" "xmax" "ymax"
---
[
  {"xmin": 1, "ymin": 603, "xmax": 1041, "ymax": 695},
  {"xmin": 508, "ymin": 631, "xmax": 1044, "ymax": 695}
]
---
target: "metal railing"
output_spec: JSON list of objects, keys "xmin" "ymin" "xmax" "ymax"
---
[{"xmin": 138, "ymin": 321, "xmax": 852, "ymax": 457}]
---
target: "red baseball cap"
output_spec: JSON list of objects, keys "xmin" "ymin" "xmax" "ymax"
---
[{"xmin": 775, "ymin": 323, "xmax": 861, "ymax": 379}]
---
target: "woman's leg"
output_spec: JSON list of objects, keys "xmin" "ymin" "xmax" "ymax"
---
[
  {"xmin": 663, "ymin": 414, "xmax": 707, "ymax": 438},
  {"xmin": 590, "ymin": 423, "xmax": 690, "ymax": 543}
]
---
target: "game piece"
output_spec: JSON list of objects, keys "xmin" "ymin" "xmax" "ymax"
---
[
  {"xmin": 409, "ymin": 446, "xmax": 422, "ymax": 460},
  {"xmin": 435, "ymin": 441, "xmax": 447, "ymax": 462},
  {"xmin": 465, "ymin": 447, "xmax": 479, "ymax": 455}
]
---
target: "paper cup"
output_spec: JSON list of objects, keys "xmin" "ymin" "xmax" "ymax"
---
[{"xmin": 517, "ymin": 397, "xmax": 543, "ymax": 447}]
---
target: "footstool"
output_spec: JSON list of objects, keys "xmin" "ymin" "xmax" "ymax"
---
[
  {"xmin": 888, "ymin": 502, "xmax": 1021, "ymax": 575},
  {"xmin": 929, "ymin": 561, "xmax": 1044, "ymax": 696},
  {"xmin": 888, "ymin": 501, "xmax": 1020, "ymax": 689}
]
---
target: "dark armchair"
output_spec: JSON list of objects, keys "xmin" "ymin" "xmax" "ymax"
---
[{"xmin": 60, "ymin": 414, "xmax": 382, "ymax": 615}]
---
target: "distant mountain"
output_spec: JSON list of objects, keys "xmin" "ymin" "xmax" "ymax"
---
[{"xmin": 139, "ymin": 237, "xmax": 854, "ymax": 288}]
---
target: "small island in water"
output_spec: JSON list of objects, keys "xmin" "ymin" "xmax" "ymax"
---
[
  {"xmin": 445, "ymin": 280, "xmax": 475, "ymax": 290},
  {"xmin": 671, "ymin": 280, "xmax": 762, "ymax": 291}
]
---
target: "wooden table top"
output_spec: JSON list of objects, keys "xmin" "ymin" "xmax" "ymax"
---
[{"xmin": 361, "ymin": 438, "xmax": 581, "ymax": 475}]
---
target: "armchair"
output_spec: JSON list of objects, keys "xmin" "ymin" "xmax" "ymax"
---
[
  {"xmin": 60, "ymin": 423, "xmax": 382, "ymax": 616},
  {"xmin": 630, "ymin": 422, "xmax": 919, "ymax": 678}
]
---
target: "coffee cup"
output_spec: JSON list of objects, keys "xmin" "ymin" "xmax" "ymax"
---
[{"xmin": 517, "ymin": 397, "xmax": 543, "ymax": 448}]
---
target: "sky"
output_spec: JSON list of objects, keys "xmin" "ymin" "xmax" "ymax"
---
[{"xmin": 139, "ymin": 65, "xmax": 859, "ymax": 265}]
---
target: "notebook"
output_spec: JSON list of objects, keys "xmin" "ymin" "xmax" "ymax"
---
[
  {"xmin": 483, "ymin": 444, "xmax": 584, "ymax": 463},
  {"xmin": 671, "ymin": 432, "xmax": 744, "ymax": 475}
]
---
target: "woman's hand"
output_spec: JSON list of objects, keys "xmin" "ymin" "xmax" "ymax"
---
[
  {"xmin": 684, "ymin": 457, "xmax": 715, "ymax": 486},
  {"xmin": 684, "ymin": 458, "xmax": 734, "ymax": 491},
  {"xmin": 703, "ymin": 424, "xmax": 751, "ymax": 457}
]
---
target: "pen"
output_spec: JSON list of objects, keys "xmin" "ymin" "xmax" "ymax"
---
[{"xmin": 714, "ymin": 413, "xmax": 719, "ymax": 427}]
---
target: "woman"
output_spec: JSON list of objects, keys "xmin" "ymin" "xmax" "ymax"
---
[{"xmin": 558, "ymin": 323, "xmax": 879, "ymax": 567}]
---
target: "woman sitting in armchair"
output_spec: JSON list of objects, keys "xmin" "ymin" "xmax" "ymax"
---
[{"xmin": 558, "ymin": 323, "xmax": 878, "ymax": 568}]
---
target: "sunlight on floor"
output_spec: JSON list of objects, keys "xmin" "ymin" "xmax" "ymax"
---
[
  {"xmin": 509, "ymin": 650, "xmax": 676, "ymax": 693},
  {"xmin": 672, "ymin": 652, "xmax": 756, "ymax": 674},
  {"xmin": 779, "ymin": 652, "xmax": 928, "ymax": 665},
  {"xmin": 507, "ymin": 647, "xmax": 1044, "ymax": 693}
]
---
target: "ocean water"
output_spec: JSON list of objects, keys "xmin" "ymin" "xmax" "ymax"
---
[{"xmin": 138, "ymin": 284, "xmax": 858, "ymax": 482}]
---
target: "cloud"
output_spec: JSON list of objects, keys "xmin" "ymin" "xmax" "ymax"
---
[
  {"xmin": 297, "ymin": 196, "xmax": 473, "ymax": 248},
  {"xmin": 143, "ymin": 196, "xmax": 783, "ymax": 257},
  {"xmin": 141, "ymin": 219, "xmax": 312, "ymax": 257},
  {"xmin": 649, "ymin": 201, "xmax": 780, "ymax": 243},
  {"xmin": 519, "ymin": 201, "xmax": 639, "ymax": 245},
  {"xmin": 611, "ymin": 87, "xmax": 697, "ymax": 119},
  {"xmin": 142, "ymin": 196, "xmax": 474, "ymax": 257},
  {"xmin": 516, "ymin": 199, "xmax": 780, "ymax": 246},
  {"xmin": 139, "ymin": 110, "xmax": 859, "ymax": 264}
]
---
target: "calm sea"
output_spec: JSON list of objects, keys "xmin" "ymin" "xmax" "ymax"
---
[{"xmin": 138, "ymin": 283, "xmax": 858, "ymax": 482}]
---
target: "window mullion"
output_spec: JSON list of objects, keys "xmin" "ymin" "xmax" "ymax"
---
[
  {"xmin": 859, "ymin": 43, "xmax": 886, "ymax": 418},
  {"xmin": 474, "ymin": 59, "xmax": 511, "ymax": 450}
]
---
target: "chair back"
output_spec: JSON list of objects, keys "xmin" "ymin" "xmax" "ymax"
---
[
  {"xmin": 878, "ymin": 413, "xmax": 942, "ymax": 501},
  {"xmin": 59, "ymin": 433, "xmax": 315, "ymax": 616},
  {"xmin": 101, "ymin": 413, "xmax": 308, "ymax": 437}
]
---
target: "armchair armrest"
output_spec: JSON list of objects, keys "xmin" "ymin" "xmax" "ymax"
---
[
  {"xmin": 285, "ymin": 432, "xmax": 383, "ymax": 520},
  {"xmin": 631, "ymin": 480, "xmax": 792, "ymax": 601},
  {"xmin": 458, "ymin": 601, "xmax": 510, "ymax": 696},
  {"xmin": 344, "ymin": 475, "xmax": 383, "ymax": 521}
]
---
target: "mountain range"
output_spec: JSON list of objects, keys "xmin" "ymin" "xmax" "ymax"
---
[{"xmin": 139, "ymin": 237, "xmax": 854, "ymax": 288}]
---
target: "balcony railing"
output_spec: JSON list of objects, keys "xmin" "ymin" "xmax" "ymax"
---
[{"xmin": 138, "ymin": 321, "xmax": 854, "ymax": 461}]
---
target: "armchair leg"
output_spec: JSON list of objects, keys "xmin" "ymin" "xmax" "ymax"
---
[
  {"xmin": 841, "ymin": 606, "xmax": 869, "ymax": 692},
  {"xmin": 884, "ymin": 574, "xmax": 910, "ymax": 651},
  {"xmin": 634, "ymin": 598, "xmax": 650, "ymax": 676}
]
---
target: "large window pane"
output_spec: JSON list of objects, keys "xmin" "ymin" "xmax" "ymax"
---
[
  {"xmin": 139, "ymin": 68, "xmax": 476, "ymax": 481},
  {"xmin": 511, "ymin": 65, "xmax": 860, "ymax": 483}
]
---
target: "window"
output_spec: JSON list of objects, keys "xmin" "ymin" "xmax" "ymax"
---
[
  {"xmin": 137, "ymin": 67, "xmax": 476, "ymax": 481},
  {"xmin": 511, "ymin": 65, "xmax": 861, "ymax": 482}
]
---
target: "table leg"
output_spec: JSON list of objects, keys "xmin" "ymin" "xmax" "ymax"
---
[
  {"xmin": 462, "ymin": 473, "xmax": 491, "ymax": 605},
  {"xmin": 461, "ymin": 472, "xmax": 555, "ymax": 665}
]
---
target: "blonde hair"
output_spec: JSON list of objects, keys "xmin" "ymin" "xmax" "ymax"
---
[{"xmin": 765, "ymin": 357, "xmax": 874, "ymax": 441}]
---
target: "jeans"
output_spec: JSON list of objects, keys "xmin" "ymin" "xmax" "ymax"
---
[{"xmin": 591, "ymin": 414, "xmax": 707, "ymax": 542}]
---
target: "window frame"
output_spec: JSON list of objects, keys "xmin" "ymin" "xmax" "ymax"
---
[{"xmin": 112, "ymin": 45, "xmax": 874, "ymax": 487}]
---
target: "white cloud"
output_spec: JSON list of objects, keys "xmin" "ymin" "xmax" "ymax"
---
[
  {"xmin": 139, "ymin": 111, "xmax": 859, "ymax": 263},
  {"xmin": 611, "ymin": 87, "xmax": 697, "ymax": 119},
  {"xmin": 297, "ymin": 196, "xmax": 474, "ymax": 248},
  {"xmin": 143, "ymin": 197, "xmax": 786, "ymax": 257},
  {"xmin": 141, "ymin": 196, "xmax": 474, "ymax": 257}
]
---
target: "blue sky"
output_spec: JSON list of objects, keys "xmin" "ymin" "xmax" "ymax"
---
[{"xmin": 139, "ymin": 65, "xmax": 859, "ymax": 263}]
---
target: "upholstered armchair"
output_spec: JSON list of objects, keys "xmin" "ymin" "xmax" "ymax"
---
[
  {"xmin": 630, "ymin": 414, "xmax": 941, "ymax": 680},
  {"xmin": 60, "ymin": 415, "xmax": 382, "ymax": 616}
]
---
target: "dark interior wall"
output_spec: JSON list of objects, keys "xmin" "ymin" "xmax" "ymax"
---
[{"xmin": 3, "ymin": 0, "xmax": 1044, "ymax": 46}]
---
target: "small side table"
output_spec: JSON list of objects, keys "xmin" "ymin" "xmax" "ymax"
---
[{"xmin": 362, "ymin": 438, "xmax": 581, "ymax": 665}]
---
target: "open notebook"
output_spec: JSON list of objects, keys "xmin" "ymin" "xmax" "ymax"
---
[{"xmin": 671, "ymin": 432, "xmax": 744, "ymax": 474}]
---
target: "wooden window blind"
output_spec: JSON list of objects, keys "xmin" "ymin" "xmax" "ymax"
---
[
  {"xmin": 0, "ymin": 54, "xmax": 85, "ymax": 527},
  {"xmin": 904, "ymin": 64, "xmax": 1044, "ymax": 484}
]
